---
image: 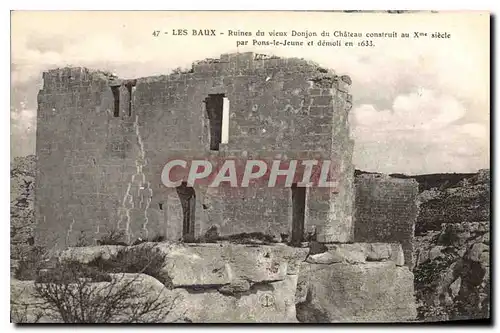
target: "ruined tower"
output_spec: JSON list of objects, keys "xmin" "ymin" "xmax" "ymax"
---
[{"xmin": 35, "ymin": 52, "xmax": 355, "ymax": 248}]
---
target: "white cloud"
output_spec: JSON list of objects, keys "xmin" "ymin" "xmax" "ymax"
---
[
  {"xmin": 350, "ymin": 90, "xmax": 489, "ymax": 174},
  {"xmin": 11, "ymin": 106, "xmax": 36, "ymax": 133},
  {"xmin": 10, "ymin": 11, "xmax": 490, "ymax": 173},
  {"xmin": 11, "ymin": 107, "xmax": 37, "ymax": 158}
]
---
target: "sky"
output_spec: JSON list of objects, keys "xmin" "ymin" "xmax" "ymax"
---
[{"xmin": 10, "ymin": 11, "xmax": 490, "ymax": 174}]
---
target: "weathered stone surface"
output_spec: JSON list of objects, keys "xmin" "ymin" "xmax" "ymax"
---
[
  {"xmin": 59, "ymin": 245, "xmax": 126, "ymax": 264},
  {"xmin": 11, "ymin": 260, "xmax": 20, "ymax": 278},
  {"xmin": 295, "ymin": 263, "xmax": 309, "ymax": 304},
  {"xmin": 49, "ymin": 243, "xmax": 308, "ymax": 289},
  {"xmin": 364, "ymin": 243, "xmax": 391, "ymax": 261},
  {"xmin": 160, "ymin": 244, "xmax": 231, "ymax": 287},
  {"xmin": 306, "ymin": 242, "xmax": 406, "ymax": 265},
  {"xmin": 218, "ymin": 279, "xmax": 251, "ymax": 295},
  {"xmin": 467, "ymin": 243, "xmax": 489, "ymax": 263},
  {"xmin": 330, "ymin": 244, "xmax": 366, "ymax": 263},
  {"xmin": 429, "ymin": 246, "xmax": 445, "ymax": 260},
  {"xmin": 155, "ymin": 243, "xmax": 306, "ymax": 287},
  {"xmin": 10, "ymin": 155, "xmax": 36, "ymax": 260},
  {"xmin": 450, "ymin": 277, "xmax": 461, "ymax": 298},
  {"xmin": 415, "ymin": 171, "xmax": 490, "ymax": 236},
  {"xmin": 296, "ymin": 261, "xmax": 417, "ymax": 322},
  {"xmin": 390, "ymin": 243, "xmax": 405, "ymax": 266},
  {"xmin": 174, "ymin": 274, "xmax": 299, "ymax": 323},
  {"xmin": 480, "ymin": 232, "xmax": 490, "ymax": 245},
  {"xmin": 306, "ymin": 251, "xmax": 343, "ymax": 264},
  {"xmin": 414, "ymin": 223, "xmax": 491, "ymax": 321},
  {"xmin": 414, "ymin": 171, "xmax": 490, "ymax": 322},
  {"xmin": 277, "ymin": 246, "xmax": 309, "ymax": 275}
]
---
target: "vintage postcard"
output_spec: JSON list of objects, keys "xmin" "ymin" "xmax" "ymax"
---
[{"xmin": 10, "ymin": 10, "xmax": 490, "ymax": 323}]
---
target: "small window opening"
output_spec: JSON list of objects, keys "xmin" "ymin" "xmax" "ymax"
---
[
  {"xmin": 111, "ymin": 85, "xmax": 120, "ymax": 117},
  {"xmin": 158, "ymin": 203, "xmax": 163, "ymax": 210},
  {"xmin": 125, "ymin": 82, "xmax": 135, "ymax": 117},
  {"xmin": 205, "ymin": 94, "xmax": 229, "ymax": 150}
]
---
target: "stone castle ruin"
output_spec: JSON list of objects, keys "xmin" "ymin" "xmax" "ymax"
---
[
  {"xmin": 35, "ymin": 52, "xmax": 359, "ymax": 248},
  {"xmin": 32, "ymin": 52, "xmax": 420, "ymax": 322}
]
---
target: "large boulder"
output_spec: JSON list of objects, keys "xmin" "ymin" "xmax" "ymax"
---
[
  {"xmin": 60, "ymin": 242, "xmax": 309, "ymax": 288},
  {"xmin": 172, "ymin": 274, "xmax": 299, "ymax": 323},
  {"xmin": 296, "ymin": 261, "xmax": 417, "ymax": 322},
  {"xmin": 306, "ymin": 242, "xmax": 405, "ymax": 266},
  {"xmin": 154, "ymin": 243, "xmax": 308, "ymax": 287}
]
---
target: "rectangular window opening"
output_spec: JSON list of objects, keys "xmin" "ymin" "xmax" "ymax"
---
[
  {"xmin": 291, "ymin": 183, "xmax": 306, "ymax": 246},
  {"xmin": 111, "ymin": 85, "xmax": 120, "ymax": 117},
  {"xmin": 205, "ymin": 94, "xmax": 229, "ymax": 150},
  {"xmin": 127, "ymin": 85, "xmax": 133, "ymax": 117},
  {"xmin": 126, "ymin": 81, "xmax": 136, "ymax": 117},
  {"xmin": 222, "ymin": 97, "xmax": 229, "ymax": 144}
]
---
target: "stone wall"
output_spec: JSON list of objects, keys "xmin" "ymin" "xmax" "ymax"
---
[
  {"xmin": 35, "ymin": 68, "xmax": 135, "ymax": 249},
  {"xmin": 35, "ymin": 52, "xmax": 355, "ymax": 249},
  {"xmin": 353, "ymin": 174, "xmax": 419, "ymax": 269}
]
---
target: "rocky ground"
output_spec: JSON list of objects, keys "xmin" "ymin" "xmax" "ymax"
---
[
  {"xmin": 11, "ymin": 156, "xmax": 490, "ymax": 322},
  {"xmin": 413, "ymin": 169, "xmax": 490, "ymax": 321},
  {"xmin": 11, "ymin": 241, "xmax": 415, "ymax": 323},
  {"xmin": 10, "ymin": 155, "xmax": 36, "ymax": 261}
]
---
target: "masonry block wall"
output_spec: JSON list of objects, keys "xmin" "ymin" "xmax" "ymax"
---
[
  {"xmin": 34, "ymin": 52, "xmax": 355, "ymax": 249},
  {"xmin": 353, "ymin": 174, "xmax": 419, "ymax": 268}
]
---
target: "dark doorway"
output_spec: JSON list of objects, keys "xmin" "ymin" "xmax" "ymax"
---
[
  {"xmin": 176, "ymin": 182, "xmax": 196, "ymax": 240},
  {"xmin": 205, "ymin": 94, "xmax": 224, "ymax": 151},
  {"xmin": 291, "ymin": 183, "xmax": 306, "ymax": 245}
]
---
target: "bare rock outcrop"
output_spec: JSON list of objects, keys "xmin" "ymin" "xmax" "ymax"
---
[
  {"xmin": 296, "ymin": 244, "xmax": 416, "ymax": 322},
  {"xmin": 10, "ymin": 155, "xmax": 36, "ymax": 260},
  {"xmin": 13, "ymin": 241, "xmax": 416, "ymax": 323},
  {"xmin": 414, "ymin": 170, "xmax": 490, "ymax": 321}
]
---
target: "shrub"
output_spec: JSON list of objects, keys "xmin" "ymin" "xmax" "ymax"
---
[
  {"xmin": 88, "ymin": 245, "xmax": 171, "ymax": 288},
  {"xmin": 32, "ymin": 263, "xmax": 178, "ymax": 323},
  {"xmin": 97, "ymin": 229, "xmax": 128, "ymax": 246}
]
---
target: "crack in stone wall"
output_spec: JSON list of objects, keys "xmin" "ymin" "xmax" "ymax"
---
[
  {"xmin": 117, "ymin": 114, "xmax": 152, "ymax": 243},
  {"xmin": 65, "ymin": 218, "xmax": 76, "ymax": 247}
]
